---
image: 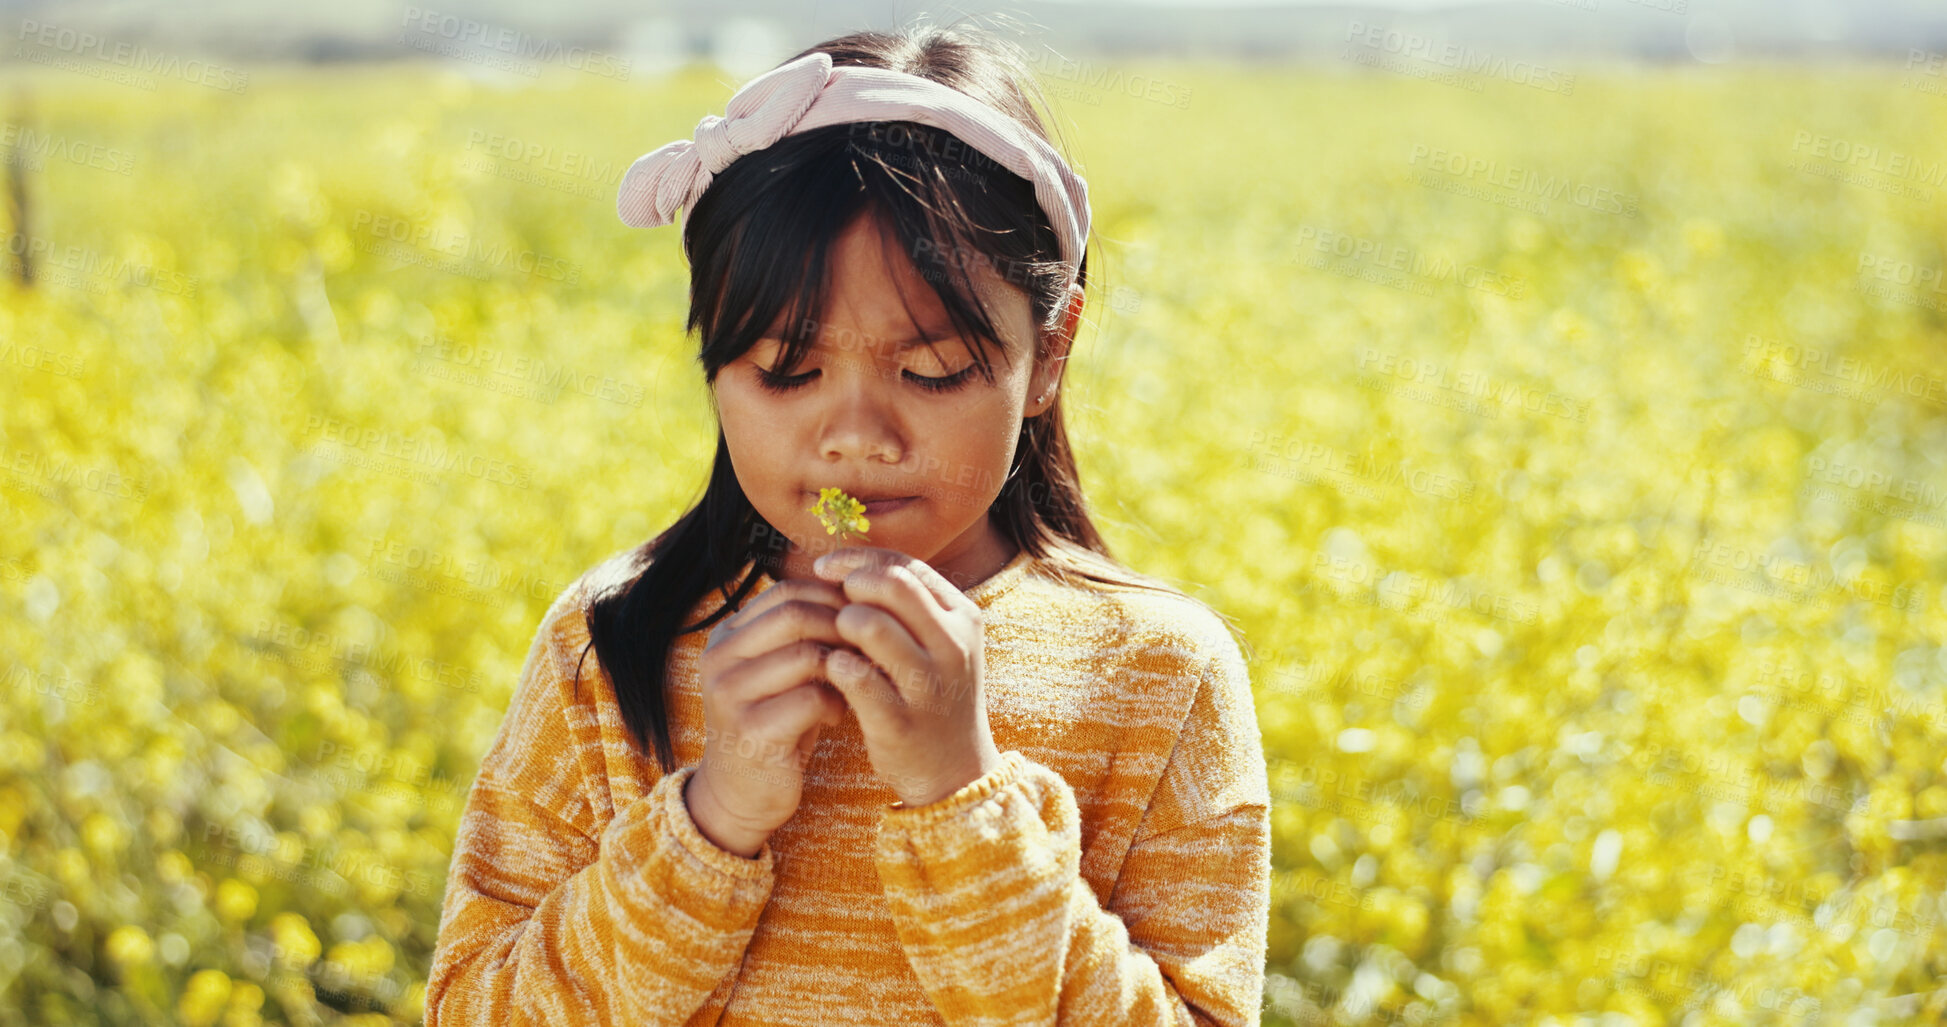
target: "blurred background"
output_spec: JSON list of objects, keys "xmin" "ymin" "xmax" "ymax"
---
[{"xmin": 4, "ymin": 0, "xmax": 1947, "ymax": 1024}]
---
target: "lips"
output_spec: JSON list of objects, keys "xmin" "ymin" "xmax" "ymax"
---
[
  {"xmin": 808, "ymin": 487, "xmax": 909, "ymax": 503},
  {"xmin": 809, "ymin": 488, "xmax": 916, "ymax": 517}
]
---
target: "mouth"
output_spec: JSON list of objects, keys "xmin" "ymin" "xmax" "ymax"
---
[
  {"xmin": 808, "ymin": 489, "xmax": 918, "ymax": 517},
  {"xmin": 860, "ymin": 496, "xmax": 917, "ymax": 515}
]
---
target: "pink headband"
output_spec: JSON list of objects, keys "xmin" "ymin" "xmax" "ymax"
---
[{"xmin": 616, "ymin": 50, "xmax": 1090, "ymax": 284}]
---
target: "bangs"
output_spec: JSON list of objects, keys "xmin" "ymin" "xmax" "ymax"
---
[{"xmin": 681, "ymin": 121, "xmax": 1070, "ymax": 388}]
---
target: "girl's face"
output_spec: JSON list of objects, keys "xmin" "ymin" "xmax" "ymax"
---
[{"xmin": 713, "ymin": 209, "xmax": 1079, "ymax": 590}]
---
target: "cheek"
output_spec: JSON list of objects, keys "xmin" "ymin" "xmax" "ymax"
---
[
  {"xmin": 923, "ymin": 405, "xmax": 1016, "ymax": 514},
  {"xmin": 716, "ymin": 387, "xmax": 787, "ymax": 483},
  {"xmin": 718, "ymin": 381, "xmax": 789, "ymax": 446}
]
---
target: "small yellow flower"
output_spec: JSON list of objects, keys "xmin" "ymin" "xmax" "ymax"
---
[{"xmin": 808, "ymin": 487, "xmax": 870, "ymax": 542}]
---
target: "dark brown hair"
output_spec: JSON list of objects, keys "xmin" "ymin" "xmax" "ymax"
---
[{"xmin": 581, "ymin": 19, "xmax": 1186, "ymax": 775}]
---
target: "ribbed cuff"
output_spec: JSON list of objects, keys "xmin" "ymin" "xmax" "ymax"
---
[
  {"xmin": 874, "ymin": 751, "xmax": 1078, "ymax": 911},
  {"xmin": 879, "ymin": 750, "xmax": 1028, "ymax": 828},
  {"xmin": 609, "ymin": 764, "xmax": 777, "ymax": 885}
]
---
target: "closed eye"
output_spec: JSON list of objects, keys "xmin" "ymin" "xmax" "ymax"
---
[{"xmin": 753, "ymin": 364, "xmax": 978, "ymax": 394}]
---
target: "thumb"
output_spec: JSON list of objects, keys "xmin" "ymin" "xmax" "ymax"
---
[
  {"xmin": 797, "ymin": 720, "xmax": 827, "ymax": 762},
  {"xmin": 816, "ymin": 680, "xmax": 848, "ymax": 729},
  {"xmin": 823, "ymin": 649, "xmax": 899, "ymax": 736},
  {"xmin": 796, "ymin": 684, "xmax": 847, "ymax": 759}
]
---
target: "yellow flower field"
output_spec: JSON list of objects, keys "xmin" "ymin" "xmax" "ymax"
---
[{"xmin": 2, "ymin": 53, "xmax": 1945, "ymax": 1026}]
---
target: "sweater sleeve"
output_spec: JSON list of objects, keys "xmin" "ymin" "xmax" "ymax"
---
[
  {"xmin": 872, "ymin": 628, "xmax": 1273, "ymax": 1026},
  {"xmin": 424, "ymin": 585, "xmax": 779, "ymax": 1026}
]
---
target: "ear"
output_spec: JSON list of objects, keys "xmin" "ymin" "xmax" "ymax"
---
[{"xmin": 1027, "ymin": 284, "xmax": 1085, "ymax": 419}]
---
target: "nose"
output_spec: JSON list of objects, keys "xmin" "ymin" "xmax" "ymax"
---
[{"xmin": 818, "ymin": 366, "xmax": 907, "ymax": 465}]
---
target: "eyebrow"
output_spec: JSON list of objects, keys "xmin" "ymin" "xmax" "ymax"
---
[{"xmin": 756, "ymin": 329, "xmax": 955, "ymax": 350}]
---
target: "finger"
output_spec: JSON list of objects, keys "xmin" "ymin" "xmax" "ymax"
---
[
  {"xmin": 742, "ymin": 577, "xmax": 850, "ymax": 626},
  {"xmin": 708, "ymin": 578, "xmax": 848, "ymax": 650},
  {"xmin": 813, "ymin": 545, "xmax": 902, "ymax": 581},
  {"xmin": 717, "ymin": 637, "xmax": 846, "ymax": 709},
  {"xmin": 822, "ymin": 645, "xmax": 903, "ymax": 734},
  {"xmin": 709, "ymin": 592, "xmax": 850, "ymax": 670},
  {"xmin": 901, "ymin": 557, "xmax": 975, "ymax": 613},
  {"xmin": 749, "ymin": 680, "xmax": 848, "ymax": 745},
  {"xmin": 818, "ymin": 546, "xmax": 969, "ymax": 616},
  {"xmin": 831, "ymin": 603, "xmax": 935, "ymax": 706},
  {"xmin": 835, "ymin": 563, "xmax": 958, "ymax": 657}
]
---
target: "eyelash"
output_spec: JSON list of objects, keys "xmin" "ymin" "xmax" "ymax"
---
[{"xmin": 753, "ymin": 364, "xmax": 978, "ymax": 395}]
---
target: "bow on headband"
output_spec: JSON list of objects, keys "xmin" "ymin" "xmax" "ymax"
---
[{"xmin": 616, "ymin": 50, "xmax": 1091, "ymax": 275}]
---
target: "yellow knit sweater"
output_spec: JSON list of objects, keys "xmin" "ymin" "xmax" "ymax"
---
[{"xmin": 425, "ymin": 546, "xmax": 1272, "ymax": 1026}]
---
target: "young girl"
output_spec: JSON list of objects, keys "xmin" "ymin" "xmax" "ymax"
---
[{"xmin": 426, "ymin": 22, "xmax": 1271, "ymax": 1027}]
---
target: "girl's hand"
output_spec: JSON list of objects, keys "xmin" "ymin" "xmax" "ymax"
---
[
  {"xmin": 689, "ymin": 578, "xmax": 853, "ymax": 856},
  {"xmin": 813, "ymin": 546, "xmax": 1003, "ymax": 808}
]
